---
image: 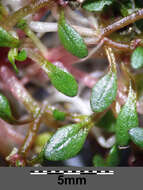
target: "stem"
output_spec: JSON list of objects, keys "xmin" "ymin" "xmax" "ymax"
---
[
  {"xmin": 0, "ymin": 119, "xmax": 24, "ymax": 156},
  {"xmin": 79, "ymin": 39, "xmax": 104, "ymax": 63},
  {"xmin": 19, "ymin": 101, "xmax": 47, "ymax": 156},
  {"xmin": 103, "ymin": 37, "xmax": 131, "ymax": 52},
  {"xmin": 101, "ymin": 8, "xmax": 143, "ymax": 38},
  {"xmin": 104, "ymin": 46, "xmax": 117, "ymax": 73},
  {"xmin": 0, "ymin": 66, "xmax": 63, "ymax": 127},
  {"xmin": 1, "ymin": 0, "xmax": 55, "ymax": 30},
  {"xmin": 0, "ymin": 66, "xmax": 40, "ymax": 118},
  {"xmin": 24, "ymin": 26, "xmax": 48, "ymax": 57}
]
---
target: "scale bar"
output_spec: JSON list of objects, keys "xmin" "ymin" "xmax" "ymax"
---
[{"xmin": 30, "ymin": 170, "xmax": 114, "ymax": 176}]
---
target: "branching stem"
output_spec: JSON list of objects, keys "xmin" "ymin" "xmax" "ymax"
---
[{"xmin": 101, "ymin": 8, "xmax": 143, "ymax": 38}]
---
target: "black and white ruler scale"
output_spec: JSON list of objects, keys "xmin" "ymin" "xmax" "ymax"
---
[{"xmin": 30, "ymin": 170, "xmax": 114, "ymax": 176}]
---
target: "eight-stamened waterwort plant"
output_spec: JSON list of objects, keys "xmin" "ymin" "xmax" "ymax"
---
[{"xmin": 1, "ymin": 0, "xmax": 143, "ymax": 166}]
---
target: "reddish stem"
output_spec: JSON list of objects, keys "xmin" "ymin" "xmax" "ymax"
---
[{"xmin": 101, "ymin": 9, "xmax": 143, "ymax": 38}]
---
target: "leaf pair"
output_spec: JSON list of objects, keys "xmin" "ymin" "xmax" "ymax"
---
[
  {"xmin": 8, "ymin": 48, "xmax": 27, "ymax": 73},
  {"xmin": 90, "ymin": 68, "xmax": 139, "ymax": 147},
  {"xmin": 93, "ymin": 145, "xmax": 120, "ymax": 167}
]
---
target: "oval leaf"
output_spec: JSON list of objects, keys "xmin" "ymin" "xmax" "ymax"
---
[
  {"xmin": 90, "ymin": 71, "xmax": 117, "ymax": 112},
  {"xmin": 0, "ymin": 27, "xmax": 19, "ymax": 47},
  {"xmin": 129, "ymin": 127, "xmax": 143, "ymax": 148},
  {"xmin": 58, "ymin": 11, "xmax": 88, "ymax": 58},
  {"xmin": 116, "ymin": 85, "xmax": 139, "ymax": 146},
  {"xmin": 44, "ymin": 123, "xmax": 89, "ymax": 161},
  {"xmin": 106, "ymin": 145, "xmax": 120, "ymax": 166},
  {"xmin": 0, "ymin": 93, "xmax": 13, "ymax": 121},
  {"xmin": 82, "ymin": 0, "xmax": 113, "ymax": 12},
  {"xmin": 48, "ymin": 63, "xmax": 78, "ymax": 97},
  {"xmin": 131, "ymin": 46, "xmax": 143, "ymax": 69}
]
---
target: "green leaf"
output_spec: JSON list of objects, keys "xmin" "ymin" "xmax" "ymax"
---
[
  {"xmin": 58, "ymin": 11, "xmax": 88, "ymax": 58},
  {"xmin": 0, "ymin": 27, "xmax": 19, "ymax": 47},
  {"xmin": 129, "ymin": 127, "xmax": 143, "ymax": 148},
  {"xmin": 131, "ymin": 47, "xmax": 143, "ymax": 69},
  {"xmin": 16, "ymin": 50, "xmax": 27, "ymax": 61},
  {"xmin": 90, "ymin": 71, "xmax": 117, "ymax": 112},
  {"xmin": 8, "ymin": 48, "xmax": 19, "ymax": 73},
  {"xmin": 44, "ymin": 123, "xmax": 89, "ymax": 161},
  {"xmin": 93, "ymin": 155, "xmax": 106, "ymax": 167},
  {"xmin": 116, "ymin": 85, "xmax": 139, "ymax": 146},
  {"xmin": 106, "ymin": 145, "xmax": 120, "ymax": 166},
  {"xmin": 0, "ymin": 93, "xmax": 13, "ymax": 121},
  {"xmin": 82, "ymin": 0, "xmax": 113, "ymax": 12},
  {"xmin": 53, "ymin": 109, "xmax": 66, "ymax": 121},
  {"xmin": 8, "ymin": 49, "xmax": 27, "ymax": 73},
  {"xmin": 48, "ymin": 63, "xmax": 78, "ymax": 97}
]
